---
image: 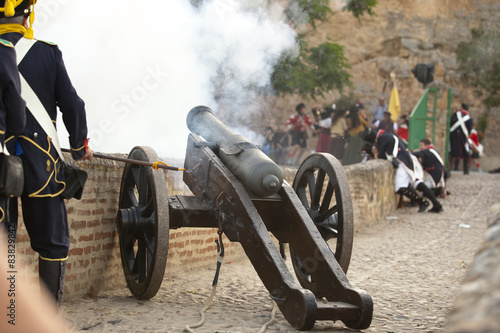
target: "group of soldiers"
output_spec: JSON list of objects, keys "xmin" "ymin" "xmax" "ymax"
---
[
  {"xmin": 364, "ymin": 102, "xmax": 479, "ymax": 214},
  {"xmin": 1, "ymin": 0, "xmax": 92, "ymax": 314},
  {"xmin": 364, "ymin": 129, "xmax": 445, "ymax": 213}
]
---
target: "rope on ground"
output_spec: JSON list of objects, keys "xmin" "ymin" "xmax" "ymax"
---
[
  {"xmin": 256, "ymin": 301, "xmax": 278, "ymax": 333},
  {"xmin": 184, "ymin": 232, "xmax": 225, "ymax": 333},
  {"xmin": 184, "ymin": 285, "xmax": 218, "ymax": 333}
]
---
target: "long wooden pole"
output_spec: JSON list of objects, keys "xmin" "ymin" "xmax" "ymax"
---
[{"xmin": 61, "ymin": 148, "xmax": 184, "ymax": 171}]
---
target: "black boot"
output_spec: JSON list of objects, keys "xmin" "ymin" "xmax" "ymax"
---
[
  {"xmin": 463, "ymin": 157, "xmax": 469, "ymax": 175},
  {"xmin": 39, "ymin": 257, "xmax": 67, "ymax": 308},
  {"xmin": 397, "ymin": 187, "xmax": 428, "ymax": 212},
  {"xmin": 404, "ymin": 200, "xmax": 418, "ymax": 208},
  {"xmin": 416, "ymin": 183, "xmax": 443, "ymax": 213},
  {"xmin": 453, "ymin": 158, "xmax": 460, "ymax": 171},
  {"xmin": 433, "ymin": 187, "xmax": 444, "ymax": 198}
]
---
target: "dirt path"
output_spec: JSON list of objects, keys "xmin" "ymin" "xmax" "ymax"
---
[{"xmin": 63, "ymin": 171, "xmax": 500, "ymax": 332}]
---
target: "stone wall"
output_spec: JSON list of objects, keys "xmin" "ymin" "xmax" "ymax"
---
[
  {"xmin": 12, "ymin": 153, "xmax": 395, "ymax": 298},
  {"xmin": 345, "ymin": 159, "xmax": 397, "ymax": 228}
]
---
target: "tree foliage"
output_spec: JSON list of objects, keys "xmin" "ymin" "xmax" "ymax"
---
[
  {"xmin": 272, "ymin": 0, "xmax": 378, "ymax": 100},
  {"xmin": 272, "ymin": 40, "xmax": 352, "ymax": 99},
  {"xmin": 335, "ymin": 92, "xmax": 358, "ymax": 109},
  {"xmin": 343, "ymin": 0, "xmax": 378, "ymax": 19},
  {"xmin": 457, "ymin": 28, "xmax": 500, "ymax": 108}
]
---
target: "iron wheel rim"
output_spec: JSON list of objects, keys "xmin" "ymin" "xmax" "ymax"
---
[
  {"xmin": 117, "ymin": 146, "xmax": 169, "ymax": 299},
  {"xmin": 290, "ymin": 153, "xmax": 354, "ymax": 295}
]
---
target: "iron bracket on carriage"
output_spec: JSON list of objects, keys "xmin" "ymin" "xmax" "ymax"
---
[{"xmin": 114, "ymin": 106, "xmax": 373, "ymax": 331}]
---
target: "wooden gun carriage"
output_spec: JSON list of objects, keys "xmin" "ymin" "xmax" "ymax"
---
[{"xmin": 115, "ymin": 106, "xmax": 373, "ymax": 330}]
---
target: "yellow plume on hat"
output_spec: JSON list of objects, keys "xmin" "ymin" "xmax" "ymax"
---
[{"xmin": 4, "ymin": 0, "xmax": 15, "ymax": 17}]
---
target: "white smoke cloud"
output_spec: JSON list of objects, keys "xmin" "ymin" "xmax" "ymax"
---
[{"xmin": 34, "ymin": 0, "xmax": 296, "ymax": 158}]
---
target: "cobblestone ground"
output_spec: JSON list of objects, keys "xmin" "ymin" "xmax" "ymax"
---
[{"xmin": 63, "ymin": 172, "xmax": 500, "ymax": 332}]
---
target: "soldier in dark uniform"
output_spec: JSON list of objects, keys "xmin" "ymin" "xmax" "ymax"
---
[
  {"xmin": 372, "ymin": 130, "xmax": 443, "ymax": 213},
  {"xmin": 412, "ymin": 139, "xmax": 445, "ymax": 197},
  {"xmin": 0, "ymin": 35, "xmax": 26, "ymax": 228},
  {"xmin": 1, "ymin": 0, "xmax": 93, "ymax": 307},
  {"xmin": 449, "ymin": 103, "xmax": 473, "ymax": 174}
]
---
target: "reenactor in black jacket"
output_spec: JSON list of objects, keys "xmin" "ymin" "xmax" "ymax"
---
[
  {"xmin": 0, "ymin": 36, "xmax": 26, "ymax": 227},
  {"xmin": 1, "ymin": 0, "xmax": 92, "ymax": 308},
  {"xmin": 373, "ymin": 130, "xmax": 443, "ymax": 213},
  {"xmin": 449, "ymin": 103, "xmax": 473, "ymax": 174},
  {"xmin": 412, "ymin": 139, "xmax": 446, "ymax": 197}
]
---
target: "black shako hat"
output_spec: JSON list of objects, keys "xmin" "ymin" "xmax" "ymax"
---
[{"xmin": 0, "ymin": 0, "xmax": 34, "ymax": 19}]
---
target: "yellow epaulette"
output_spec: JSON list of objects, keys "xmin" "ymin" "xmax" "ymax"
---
[
  {"xmin": 0, "ymin": 38, "xmax": 14, "ymax": 48},
  {"xmin": 36, "ymin": 39, "xmax": 57, "ymax": 46}
]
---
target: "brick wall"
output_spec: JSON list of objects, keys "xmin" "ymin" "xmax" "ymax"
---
[{"xmin": 13, "ymin": 152, "xmax": 395, "ymax": 298}]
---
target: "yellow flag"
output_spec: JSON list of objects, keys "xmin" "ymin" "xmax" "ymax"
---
[{"xmin": 388, "ymin": 86, "xmax": 400, "ymax": 122}]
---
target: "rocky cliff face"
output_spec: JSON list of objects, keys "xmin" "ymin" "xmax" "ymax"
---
[{"xmin": 270, "ymin": 0, "xmax": 500, "ymax": 157}]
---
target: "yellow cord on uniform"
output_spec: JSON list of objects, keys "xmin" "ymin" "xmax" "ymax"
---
[
  {"xmin": 152, "ymin": 161, "xmax": 185, "ymax": 171},
  {"xmin": 24, "ymin": 10, "xmax": 35, "ymax": 39}
]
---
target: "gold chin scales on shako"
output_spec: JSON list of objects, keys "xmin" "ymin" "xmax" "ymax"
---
[
  {"xmin": 0, "ymin": 0, "xmax": 36, "ymax": 38},
  {"xmin": 115, "ymin": 106, "xmax": 373, "ymax": 331}
]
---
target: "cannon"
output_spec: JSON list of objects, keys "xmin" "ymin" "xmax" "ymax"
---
[{"xmin": 115, "ymin": 106, "xmax": 373, "ymax": 330}]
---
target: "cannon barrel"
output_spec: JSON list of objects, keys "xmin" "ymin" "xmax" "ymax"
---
[{"xmin": 186, "ymin": 105, "xmax": 283, "ymax": 197}]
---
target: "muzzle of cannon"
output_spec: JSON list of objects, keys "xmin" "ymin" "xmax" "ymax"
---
[
  {"xmin": 115, "ymin": 106, "xmax": 373, "ymax": 331},
  {"xmin": 186, "ymin": 105, "xmax": 283, "ymax": 197}
]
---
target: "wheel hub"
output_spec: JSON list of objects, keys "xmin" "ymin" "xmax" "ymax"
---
[
  {"xmin": 116, "ymin": 206, "xmax": 153, "ymax": 236},
  {"xmin": 306, "ymin": 209, "xmax": 339, "ymax": 240}
]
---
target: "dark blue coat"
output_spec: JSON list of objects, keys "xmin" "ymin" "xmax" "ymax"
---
[
  {"xmin": 449, "ymin": 110, "xmax": 472, "ymax": 159},
  {"xmin": 0, "ymin": 37, "xmax": 26, "ymax": 226},
  {"xmin": 376, "ymin": 131, "xmax": 414, "ymax": 170},
  {"xmin": 1, "ymin": 32, "xmax": 88, "ymax": 197},
  {"xmin": 0, "ymin": 38, "xmax": 26, "ymax": 145},
  {"xmin": 412, "ymin": 148, "xmax": 444, "ymax": 185}
]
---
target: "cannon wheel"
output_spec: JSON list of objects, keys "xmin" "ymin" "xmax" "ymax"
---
[
  {"xmin": 290, "ymin": 153, "xmax": 354, "ymax": 296},
  {"xmin": 116, "ymin": 146, "xmax": 169, "ymax": 299}
]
